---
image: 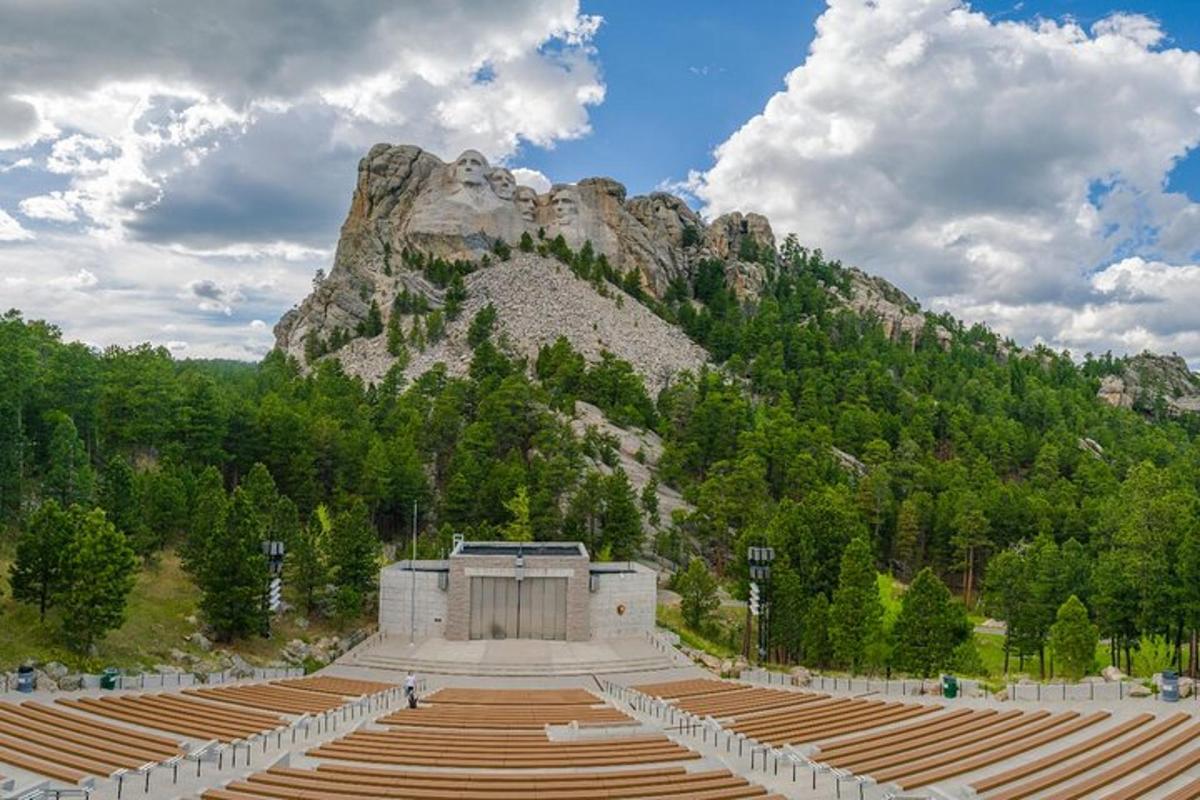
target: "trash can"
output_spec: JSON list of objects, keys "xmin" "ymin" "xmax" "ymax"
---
[
  {"xmin": 100, "ymin": 667, "xmax": 120, "ymax": 690},
  {"xmin": 16, "ymin": 665, "xmax": 35, "ymax": 693},
  {"xmin": 1162, "ymin": 670, "xmax": 1180, "ymax": 703},
  {"xmin": 941, "ymin": 674, "xmax": 958, "ymax": 699}
]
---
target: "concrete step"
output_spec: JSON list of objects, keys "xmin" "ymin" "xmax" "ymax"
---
[{"xmin": 346, "ymin": 654, "xmax": 676, "ymax": 677}]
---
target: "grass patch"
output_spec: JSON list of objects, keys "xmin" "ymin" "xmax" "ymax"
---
[
  {"xmin": 0, "ymin": 548, "xmax": 371, "ymax": 673},
  {"xmin": 657, "ymin": 603, "xmax": 739, "ymax": 659}
]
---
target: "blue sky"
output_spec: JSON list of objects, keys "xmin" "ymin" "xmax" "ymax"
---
[
  {"xmin": 518, "ymin": 0, "xmax": 1200, "ymax": 201},
  {"xmin": 1, "ymin": 0, "xmax": 1199, "ymax": 364}
]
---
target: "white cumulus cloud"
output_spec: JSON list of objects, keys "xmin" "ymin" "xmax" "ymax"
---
[
  {"xmin": 690, "ymin": 0, "xmax": 1200, "ymax": 364},
  {"xmin": 0, "ymin": 208, "xmax": 34, "ymax": 241}
]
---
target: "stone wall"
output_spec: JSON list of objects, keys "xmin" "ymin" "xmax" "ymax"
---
[
  {"xmin": 379, "ymin": 562, "xmax": 448, "ymax": 639},
  {"xmin": 444, "ymin": 553, "xmax": 591, "ymax": 641},
  {"xmin": 588, "ymin": 565, "xmax": 657, "ymax": 639}
]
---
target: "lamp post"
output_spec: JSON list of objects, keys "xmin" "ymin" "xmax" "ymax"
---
[{"xmin": 409, "ymin": 501, "xmax": 417, "ymax": 646}]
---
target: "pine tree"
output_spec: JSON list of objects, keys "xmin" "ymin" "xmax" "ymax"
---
[
  {"xmin": 803, "ymin": 593, "xmax": 833, "ymax": 667},
  {"xmin": 289, "ymin": 505, "xmax": 331, "ymax": 615},
  {"xmin": 10, "ymin": 500, "xmax": 72, "ymax": 621},
  {"xmin": 43, "ymin": 411, "xmax": 93, "ymax": 506},
  {"xmin": 386, "ymin": 312, "xmax": 406, "ymax": 357},
  {"xmin": 770, "ymin": 566, "xmax": 806, "ymax": 663},
  {"xmin": 1049, "ymin": 595, "xmax": 1099, "ymax": 679},
  {"xmin": 100, "ymin": 455, "xmax": 138, "ymax": 542},
  {"xmin": 183, "ymin": 466, "xmax": 227, "ymax": 577},
  {"xmin": 829, "ymin": 535, "xmax": 883, "ymax": 672},
  {"xmin": 677, "ymin": 557, "xmax": 719, "ymax": 630},
  {"xmin": 329, "ymin": 497, "xmax": 381, "ymax": 613},
  {"xmin": 519, "ymin": 231, "xmax": 535, "ymax": 252},
  {"xmin": 199, "ymin": 487, "xmax": 268, "ymax": 641},
  {"xmin": 641, "ymin": 477, "xmax": 661, "ymax": 528},
  {"xmin": 502, "ymin": 485, "xmax": 533, "ymax": 542},
  {"xmin": 891, "ymin": 568, "xmax": 971, "ymax": 677},
  {"xmin": 57, "ymin": 506, "xmax": 137, "ymax": 653},
  {"xmin": 602, "ymin": 469, "xmax": 643, "ymax": 559}
]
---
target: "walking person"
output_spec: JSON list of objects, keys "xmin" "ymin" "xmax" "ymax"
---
[{"xmin": 405, "ymin": 671, "xmax": 417, "ymax": 708}]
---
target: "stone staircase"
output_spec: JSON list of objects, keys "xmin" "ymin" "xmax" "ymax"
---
[{"xmin": 346, "ymin": 651, "xmax": 678, "ymax": 677}]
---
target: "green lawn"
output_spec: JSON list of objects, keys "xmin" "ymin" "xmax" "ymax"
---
[{"xmin": 0, "ymin": 548, "xmax": 370, "ymax": 673}]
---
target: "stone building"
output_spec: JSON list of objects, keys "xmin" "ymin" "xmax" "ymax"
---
[{"xmin": 379, "ymin": 541, "xmax": 656, "ymax": 642}]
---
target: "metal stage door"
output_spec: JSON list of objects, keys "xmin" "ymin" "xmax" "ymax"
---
[{"xmin": 468, "ymin": 576, "xmax": 567, "ymax": 640}]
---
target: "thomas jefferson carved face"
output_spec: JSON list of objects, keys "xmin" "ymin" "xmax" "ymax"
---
[
  {"xmin": 551, "ymin": 186, "xmax": 580, "ymax": 224},
  {"xmin": 451, "ymin": 150, "xmax": 487, "ymax": 186},
  {"xmin": 486, "ymin": 168, "xmax": 515, "ymax": 200},
  {"xmin": 514, "ymin": 186, "xmax": 538, "ymax": 222}
]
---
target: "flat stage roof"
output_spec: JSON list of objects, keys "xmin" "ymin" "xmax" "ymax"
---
[{"xmin": 452, "ymin": 541, "xmax": 588, "ymax": 558}]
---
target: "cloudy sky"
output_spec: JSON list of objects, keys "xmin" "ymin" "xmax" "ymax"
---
[{"xmin": 2, "ymin": 0, "xmax": 1199, "ymax": 366}]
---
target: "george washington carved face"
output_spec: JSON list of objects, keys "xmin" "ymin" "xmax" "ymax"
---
[
  {"xmin": 486, "ymin": 167, "xmax": 516, "ymax": 200},
  {"xmin": 451, "ymin": 149, "xmax": 487, "ymax": 186},
  {"xmin": 550, "ymin": 185, "xmax": 580, "ymax": 224},
  {"xmin": 514, "ymin": 186, "xmax": 538, "ymax": 222}
]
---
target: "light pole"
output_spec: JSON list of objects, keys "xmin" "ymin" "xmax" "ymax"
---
[
  {"xmin": 409, "ymin": 500, "xmax": 417, "ymax": 646},
  {"xmin": 748, "ymin": 546, "xmax": 775, "ymax": 664}
]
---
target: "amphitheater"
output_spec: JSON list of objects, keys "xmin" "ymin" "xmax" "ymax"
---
[{"xmin": 2, "ymin": 546, "xmax": 1199, "ymax": 799}]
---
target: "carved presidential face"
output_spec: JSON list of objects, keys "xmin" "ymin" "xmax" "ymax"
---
[
  {"xmin": 551, "ymin": 186, "xmax": 580, "ymax": 224},
  {"xmin": 514, "ymin": 186, "xmax": 538, "ymax": 222},
  {"xmin": 451, "ymin": 149, "xmax": 487, "ymax": 186},
  {"xmin": 486, "ymin": 168, "xmax": 516, "ymax": 200}
]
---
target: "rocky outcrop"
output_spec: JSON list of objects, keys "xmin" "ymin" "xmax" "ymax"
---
[
  {"xmin": 275, "ymin": 144, "xmax": 775, "ymax": 365},
  {"xmin": 332, "ymin": 254, "xmax": 708, "ymax": 392},
  {"xmin": 1097, "ymin": 353, "xmax": 1200, "ymax": 415},
  {"xmin": 840, "ymin": 266, "xmax": 951, "ymax": 347}
]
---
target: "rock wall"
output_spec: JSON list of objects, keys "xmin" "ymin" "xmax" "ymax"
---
[{"xmin": 274, "ymin": 144, "xmax": 775, "ymax": 365}]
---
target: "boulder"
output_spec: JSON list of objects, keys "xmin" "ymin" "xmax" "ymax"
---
[
  {"xmin": 1178, "ymin": 677, "xmax": 1194, "ymax": 698},
  {"xmin": 1101, "ymin": 665, "xmax": 1126, "ymax": 683},
  {"xmin": 43, "ymin": 661, "xmax": 69, "ymax": 681},
  {"xmin": 790, "ymin": 666, "xmax": 812, "ymax": 687},
  {"xmin": 186, "ymin": 632, "xmax": 212, "ymax": 652},
  {"xmin": 1129, "ymin": 683, "xmax": 1153, "ymax": 698},
  {"xmin": 57, "ymin": 674, "xmax": 84, "ymax": 692},
  {"xmin": 993, "ymin": 687, "xmax": 1010, "ymax": 702}
]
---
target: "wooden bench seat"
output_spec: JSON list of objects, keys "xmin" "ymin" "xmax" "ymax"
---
[
  {"xmin": 896, "ymin": 711, "xmax": 1109, "ymax": 789},
  {"xmin": 15, "ymin": 701, "xmax": 183, "ymax": 753},
  {"xmin": 308, "ymin": 728, "xmax": 701, "ymax": 769},
  {"xmin": 380, "ymin": 704, "xmax": 632, "ymax": 729},
  {"xmin": 1162, "ymin": 777, "xmax": 1200, "ymax": 800},
  {"xmin": 836, "ymin": 709, "xmax": 1035, "ymax": 772},
  {"xmin": 1098, "ymin": 745, "xmax": 1200, "ymax": 799},
  {"xmin": 632, "ymin": 679, "xmax": 744, "ymax": 699},
  {"xmin": 762, "ymin": 702, "xmax": 937, "ymax": 746},
  {"xmin": 59, "ymin": 693, "xmax": 285, "ymax": 742},
  {"xmin": 425, "ymin": 688, "xmax": 600, "ymax": 706},
  {"xmin": 986, "ymin": 712, "xmax": 1191, "ymax": 800},
  {"xmin": 186, "ymin": 684, "xmax": 345, "ymax": 714},
  {"xmin": 827, "ymin": 709, "xmax": 1021, "ymax": 769},
  {"xmin": 1040, "ymin": 720, "xmax": 1200, "ymax": 800},
  {"xmin": 273, "ymin": 676, "xmax": 396, "ymax": 697},
  {"xmin": 201, "ymin": 763, "xmax": 779, "ymax": 799},
  {"xmin": 969, "ymin": 713, "xmax": 1154, "ymax": 794},
  {"xmin": 816, "ymin": 708, "xmax": 985, "ymax": 762},
  {"xmin": 673, "ymin": 688, "xmax": 819, "ymax": 718},
  {"xmin": 0, "ymin": 745, "xmax": 88, "ymax": 784},
  {"xmin": 873, "ymin": 712, "xmax": 1079, "ymax": 784}
]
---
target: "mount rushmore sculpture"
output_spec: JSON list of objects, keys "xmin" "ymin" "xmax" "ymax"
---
[{"xmin": 274, "ymin": 144, "xmax": 776, "ymax": 364}]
